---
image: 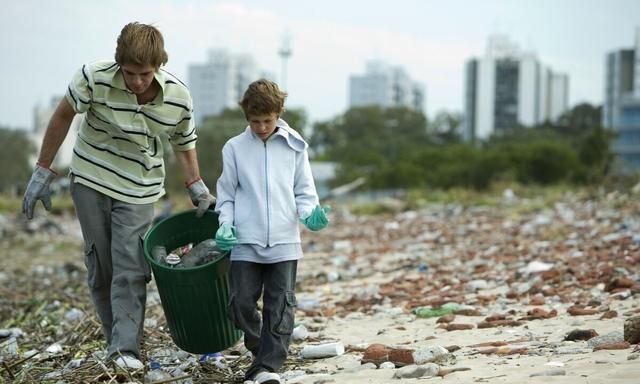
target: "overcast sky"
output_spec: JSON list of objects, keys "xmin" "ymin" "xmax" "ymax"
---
[{"xmin": 1, "ymin": 0, "xmax": 638, "ymax": 130}]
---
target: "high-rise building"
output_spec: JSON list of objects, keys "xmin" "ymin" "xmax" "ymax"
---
[
  {"xmin": 188, "ymin": 49, "xmax": 274, "ymax": 124},
  {"xmin": 349, "ymin": 61, "xmax": 425, "ymax": 112},
  {"xmin": 463, "ymin": 35, "xmax": 569, "ymax": 141},
  {"xmin": 605, "ymin": 27, "xmax": 640, "ymax": 171}
]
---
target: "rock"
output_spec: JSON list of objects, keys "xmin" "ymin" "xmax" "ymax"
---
[
  {"xmin": 379, "ymin": 361, "xmax": 395, "ymax": 369},
  {"xmin": 281, "ymin": 370, "xmax": 306, "ymax": 381},
  {"xmin": 529, "ymin": 295, "xmax": 546, "ymax": 305},
  {"xmin": 411, "ymin": 345, "xmax": 450, "ymax": 364},
  {"xmin": 587, "ymin": 331, "xmax": 625, "ymax": 348},
  {"xmin": 446, "ymin": 323, "xmax": 474, "ymax": 331},
  {"xmin": 604, "ymin": 276, "xmax": 635, "ymax": 292},
  {"xmin": 363, "ymin": 344, "xmax": 450, "ymax": 367},
  {"xmin": 477, "ymin": 320, "xmax": 523, "ymax": 328},
  {"xmin": 530, "ymin": 369, "xmax": 566, "ymax": 377},
  {"xmin": 465, "ymin": 279, "xmax": 488, "ymax": 292},
  {"xmin": 599, "ymin": 310, "xmax": 618, "ymax": 319},
  {"xmin": 555, "ymin": 346, "xmax": 591, "ymax": 355},
  {"xmin": 564, "ymin": 329, "xmax": 598, "ymax": 341},
  {"xmin": 624, "ymin": 316, "xmax": 640, "ymax": 344},
  {"xmin": 438, "ymin": 367, "xmax": 472, "ymax": 377},
  {"xmin": 362, "ymin": 344, "xmax": 389, "ymax": 364},
  {"xmin": 436, "ymin": 313, "xmax": 456, "ymax": 323},
  {"xmin": 567, "ymin": 305, "xmax": 600, "ymax": 316},
  {"xmin": 593, "ymin": 342, "xmax": 630, "ymax": 351},
  {"xmin": 393, "ymin": 363, "xmax": 439, "ymax": 379}
]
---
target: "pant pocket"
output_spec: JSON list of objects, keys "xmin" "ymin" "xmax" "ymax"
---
[
  {"xmin": 84, "ymin": 242, "xmax": 102, "ymax": 288},
  {"xmin": 274, "ymin": 290, "xmax": 297, "ymax": 335},
  {"xmin": 139, "ymin": 234, "xmax": 152, "ymax": 283}
]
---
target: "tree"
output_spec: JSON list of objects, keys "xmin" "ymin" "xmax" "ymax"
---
[
  {"xmin": 310, "ymin": 106, "xmax": 428, "ymax": 187},
  {"xmin": 429, "ymin": 110, "xmax": 463, "ymax": 144},
  {"xmin": 0, "ymin": 128, "xmax": 36, "ymax": 193}
]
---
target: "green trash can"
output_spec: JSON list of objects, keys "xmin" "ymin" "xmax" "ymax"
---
[{"xmin": 143, "ymin": 209, "xmax": 242, "ymax": 354}]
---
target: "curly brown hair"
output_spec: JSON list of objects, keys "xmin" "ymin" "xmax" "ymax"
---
[
  {"xmin": 115, "ymin": 22, "xmax": 168, "ymax": 68},
  {"xmin": 239, "ymin": 79, "xmax": 287, "ymax": 118}
]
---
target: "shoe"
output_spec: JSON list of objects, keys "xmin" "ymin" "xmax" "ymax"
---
[
  {"xmin": 114, "ymin": 354, "xmax": 143, "ymax": 370},
  {"xmin": 254, "ymin": 371, "xmax": 282, "ymax": 384}
]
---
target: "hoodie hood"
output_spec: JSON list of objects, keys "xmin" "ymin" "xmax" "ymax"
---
[{"xmin": 275, "ymin": 119, "xmax": 308, "ymax": 152}]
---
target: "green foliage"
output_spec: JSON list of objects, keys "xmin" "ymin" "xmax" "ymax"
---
[
  {"xmin": 0, "ymin": 128, "xmax": 36, "ymax": 193},
  {"xmin": 429, "ymin": 110, "xmax": 463, "ymax": 144},
  {"xmin": 517, "ymin": 141, "xmax": 580, "ymax": 184},
  {"xmin": 310, "ymin": 106, "xmax": 428, "ymax": 187},
  {"xmin": 310, "ymin": 103, "xmax": 614, "ymax": 192}
]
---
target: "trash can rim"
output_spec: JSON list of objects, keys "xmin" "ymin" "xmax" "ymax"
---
[{"xmin": 144, "ymin": 209, "xmax": 227, "ymax": 272}]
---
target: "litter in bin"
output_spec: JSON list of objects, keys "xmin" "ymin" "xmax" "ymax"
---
[{"xmin": 152, "ymin": 239, "xmax": 223, "ymax": 268}]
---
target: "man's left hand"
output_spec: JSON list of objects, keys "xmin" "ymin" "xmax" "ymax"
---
[{"xmin": 187, "ymin": 179, "xmax": 216, "ymax": 218}]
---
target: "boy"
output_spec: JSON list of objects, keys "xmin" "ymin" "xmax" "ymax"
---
[
  {"xmin": 22, "ymin": 22, "xmax": 215, "ymax": 369},
  {"xmin": 214, "ymin": 79, "xmax": 329, "ymax": 384}
]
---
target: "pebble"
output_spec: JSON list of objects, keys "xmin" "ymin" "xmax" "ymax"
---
[
  {"xmin": 393, "ymin": 363, "xmax": 439, "ymax": 379},
  {"xmin": 530, "ymin": 369, "xmax": 566, "ymax": 377},
  {"xmin": 587, "ymin": 331, "xmax": 624, "ymax": 348},
  {"xmin": 379, "ymin": 361, "xmax": 395, "ymax": 369}
]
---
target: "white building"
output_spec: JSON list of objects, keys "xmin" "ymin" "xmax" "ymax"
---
[
  {"xmin": 605, "ymin": 27, "xmax": 640, "ymax": 171},
  {"xmin": 188, "ymin": 49, "xmax": 275, "ymax": 124},
  {"xmin": 349, "ymin": 61, "xmax": 425, "ymax": 112},
  {"xmin": 463, "ymin": 35, "xmax": 569, "ymax": 141},
  {"xmin": 31, "ymin": 96, "xmax": 79, "ymax": 170}
]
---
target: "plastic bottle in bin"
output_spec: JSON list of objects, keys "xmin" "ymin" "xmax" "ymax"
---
[
  {"xmin": 180, "ymin": 239, "xmax": 223, "ymax": 267},
  {"xmin": 151, "ymin": 245, "xmax": 181, "ymax": 267},
  {"xmin": 151, "ymin": 240, "xmax": 223, "ymax": 268},
  {"xmin": 152, "ymin": 245, "xmax": 167, "ymax": 264}
]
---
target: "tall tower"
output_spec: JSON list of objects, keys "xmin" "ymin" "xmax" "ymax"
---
[{"xmin": 278, "ymin": 32, "xmax": 293, "ymax": 91}]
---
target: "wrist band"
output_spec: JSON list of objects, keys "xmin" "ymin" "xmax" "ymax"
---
[
  {"xmin": 185, "ymin": 177, "xmax": 202, "ymax": 188},
  {"xmin": 36, "ymin": 161, "xmax": 58, "ymax": 175}
]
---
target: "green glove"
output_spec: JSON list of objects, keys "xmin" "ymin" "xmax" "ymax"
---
[
  {"xmin": 215, "ymin": 223, "xmax": 238, "ymax": 251},
  {"xmin": 301, "ymin": 205, "xmax": 331, "ymax": 231}
]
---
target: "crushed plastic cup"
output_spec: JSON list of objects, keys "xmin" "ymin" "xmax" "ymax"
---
[
  {"xmin": 165, "ymin": 254, "xmax": 181, "ymax": 266},
  {"xmin": 300, "ymin": 342, "xmax": 344, "ymax": 359}
]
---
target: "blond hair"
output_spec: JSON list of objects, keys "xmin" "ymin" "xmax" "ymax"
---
[
  {"xmin": 114, "ymin": 22, "xmax": 168, "ymax": 68},
  {"xmin": 239, "ymin": 79, "xmax": 287, "ymax": 118}
]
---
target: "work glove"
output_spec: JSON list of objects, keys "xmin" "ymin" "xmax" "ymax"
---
[
  {"xmin": 301, "ymin": 205, "xmax": 331, "ymax": 231},
  {"xmin": 22, "ymin": 165, "xmax": 57, "ymax": 220},
  {"xmin": 187, "ymin": 179, "xmax": 216, "ymax": 218},
  {"xmin": 215, "ymin": 223, "xmax": 238, "ymax": 252}
]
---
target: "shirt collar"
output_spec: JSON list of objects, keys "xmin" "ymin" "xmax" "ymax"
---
[{"xmin": 111, "ymin": 65, "xmax": 166, "ymax": 103}]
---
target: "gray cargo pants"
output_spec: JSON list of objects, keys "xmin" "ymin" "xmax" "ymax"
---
[
  {"xmin": 228, "ymin": 260, "xmax": 298, "ymax": 380},
  {"xmin": 70, "ymin": 180, "xmax": 154, "ymax": 359}
]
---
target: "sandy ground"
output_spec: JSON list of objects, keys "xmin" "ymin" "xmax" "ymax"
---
[{"xmin": 2, "ymin": 190, "xmax": 640, "ymax": 383}]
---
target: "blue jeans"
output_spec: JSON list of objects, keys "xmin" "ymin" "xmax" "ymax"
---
[{"xmin": 228, "ymin": 260, "xmax": 298, "ymax": 380}]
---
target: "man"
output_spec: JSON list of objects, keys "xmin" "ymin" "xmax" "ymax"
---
[{"xmin": 22, "ymin": 22, "xmax": 215, "ymax": 370}]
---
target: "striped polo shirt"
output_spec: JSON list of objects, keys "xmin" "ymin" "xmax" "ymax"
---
[{"xmin": 65, "ymin": 60, "xmax": 197, "ymax": 204}]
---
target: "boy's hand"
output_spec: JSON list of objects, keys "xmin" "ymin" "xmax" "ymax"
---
[
  {"xmin": 301, "ymin": 205, "xmax": 331, "ymax": 231},
  {"xmin": 186, "ymin": 179, "xmax": 216, "ymax": 218},
  {"xmin": 215, "ymin": 223, "xmax": 238, "ymax": 251},
  {"xmin": 23, "ymin": 165, "xmax": 57, "ymax": 220}
]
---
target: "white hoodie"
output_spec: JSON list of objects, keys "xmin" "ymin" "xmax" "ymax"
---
[{"xmin": 215, "ymin": 119, "xmax": 319, "ymax": 247}]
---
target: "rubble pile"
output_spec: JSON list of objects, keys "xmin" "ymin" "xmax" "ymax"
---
[{"xmin": 1, "ymin": 188, "xmax": 639, "ymax": 383}]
